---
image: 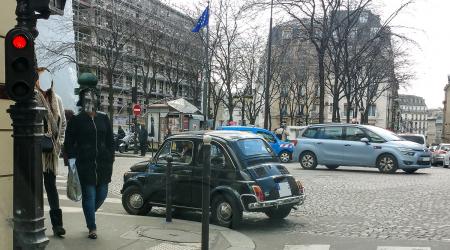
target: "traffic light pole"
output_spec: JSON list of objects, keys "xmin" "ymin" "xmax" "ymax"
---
[{"xmin": 7, "ymin": 0, "xmax": 51, "ymax": 249}]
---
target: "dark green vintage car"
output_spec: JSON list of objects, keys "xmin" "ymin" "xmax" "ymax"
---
[{"xmin": 120, "ymin": 130, "xmax": 306, "ymax": 228}]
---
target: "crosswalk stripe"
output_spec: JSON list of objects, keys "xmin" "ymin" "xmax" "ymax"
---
[
  {"xmin": 377, "ymin": 247, "xmax": 431, "ymax": 250},
  {"xmin": 284, "ymin": 245, "xmax": 330, "ymax": 250},
  {"xmin": 55, "ymin": 179, "xmax": 66, "ymax": 184},
  {"xmin": 44, "ymin": 193, "xmax": 122, "ymax": 204},
  {"xmin": 56, "ymin": 186, "xmax": 66, "ymax": 191}
]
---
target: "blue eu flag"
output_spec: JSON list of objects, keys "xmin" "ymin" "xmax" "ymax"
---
[{"xmin": 192, "ymin": 6, "xmax": 209, "ymax": 32}]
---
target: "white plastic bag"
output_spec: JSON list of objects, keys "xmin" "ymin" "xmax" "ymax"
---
[{"xmin": 67, "ymin": 161, "xmax": 82, "ymax": 202}]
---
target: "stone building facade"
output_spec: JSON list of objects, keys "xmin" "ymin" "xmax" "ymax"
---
[
  {"xmin": 73, "ymin": 0, "xmax": 204, "ymax": 128},
  {"xmin": 258, "ymin": 10, "xmax": 397, "ymax": 129},
  {"xmin": 426, "ymin": 108, "xmax": 443, "ymax": 146},
  {"xmin": 442, "ymin": 79, "xmax": 450, "ymax": 142},
  {"xmin": 398, "ymin": 94, "xmax": 428, "ymax": 135}
]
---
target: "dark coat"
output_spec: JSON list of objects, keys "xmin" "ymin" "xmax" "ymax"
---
[
  {"xmin": 139, "ymin": 127, "xmax": 148, "ymax": 144},
  {"xmin": 64, "ymin": 111, "xmax": 114, "ymax": 186}
]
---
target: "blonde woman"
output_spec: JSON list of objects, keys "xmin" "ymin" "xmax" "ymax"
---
[{"xmin": 35, "ymin": 67, "xmax": 67, "ymax": 237}]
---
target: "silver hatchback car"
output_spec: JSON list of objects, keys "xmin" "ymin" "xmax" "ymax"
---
[{"xmin": 293, "ymin": 124, "xmax": 431, "ymax": 174}]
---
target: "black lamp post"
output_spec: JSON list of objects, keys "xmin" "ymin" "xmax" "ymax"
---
[
  {"xmin": 5, "ymin": 0, "xmax": 66, "ymax": 249},
  {"xmin": 133, "ymin": 65, "xmax": 139, "ymax": 154}
]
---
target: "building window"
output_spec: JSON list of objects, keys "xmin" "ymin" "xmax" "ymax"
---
[
  {"xmin": 368, "ymin": 104, "xmax": 376, "ymax": 117},
  {"xmin": 344, "ymin": 104, "xmax": 354, "ymax": 117},
  {"xmin": 282, "ymin": 28, "xmax": 292, "ymax": 39},
  {"xmin": 359, "ymin": 12, "xmax": 368, "ymax": 23}
]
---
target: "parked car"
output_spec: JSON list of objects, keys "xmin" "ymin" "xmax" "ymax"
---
[
  {"xmin": 286, "ymin": 125, "xmax": 307, "ymax": 144},
  {"xmin": 443, "ymin": 151, "xmax": 450, "ymax": 168},
  {"xmin": 431, "ymin": 143, "xmax": 450, "ymax": 166},
  {"xmin": 121, "ymin": 131, "xmax": 306, "ymax": 228},
  {"xmin": 397, "ymin": 134, "xmax": 426, "ymax": 147},
  {"xmin": 293, "ymin": 124, "xmax": 431, "ymax": 174},
  {"xmin": 217, "ymin": 126, "xmax": 294, "ymax": 163}
]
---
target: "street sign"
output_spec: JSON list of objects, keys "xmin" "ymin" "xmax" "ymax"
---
[{"xmin": 133, "ymin": 104, "xmax": 141, "ymax": 116}]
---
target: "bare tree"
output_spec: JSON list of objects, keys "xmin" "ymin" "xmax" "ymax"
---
[
  {"xmin": 274, "ymin": 0, "xmax": 345, "ymax": 123},
  {"xmin": 134, "ymin": 13, "xmax": 166, "ymax": 105},
  {"xmin": 213, "ymin": 0, "xmax": 244, "ymax": 122},
  {"xmin": 88, "ymin": 0, "xmax": 138, "ymax": 122},
  {"xmin": 237, "ymin": 29, "xmax": 265, "ymax": 125}
]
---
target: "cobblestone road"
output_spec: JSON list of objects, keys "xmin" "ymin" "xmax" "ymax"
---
[
  {"xmin": 281, "ymin": 164, "xmax": 450, "ymax": 242},
  {"xmin": 105, "ymin": 158, "xmax": 450, "ymax": 242}
]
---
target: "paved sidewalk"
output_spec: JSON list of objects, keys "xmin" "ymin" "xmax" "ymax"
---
[{"xmin": 45, "ymin": 210, "xmax": 255, "ymax": 250}]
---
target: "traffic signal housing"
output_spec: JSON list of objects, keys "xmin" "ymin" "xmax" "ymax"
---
[
  {"xmin": 5, "ymin": 28, "xmax": 38, "ymax": 101},
  {"xmin": 31, "ymin": 0, "xmax": 66, "ymax": 17}
]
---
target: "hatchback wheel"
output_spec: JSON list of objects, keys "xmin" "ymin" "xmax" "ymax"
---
[
  {"xmin": 377, "ymin": 154, "xmax": 398, "ymax": 174},
  {"xmin": 299, "ymin": 151, "xmax": 317, "ymax": 170},
  {"xmin": 279, "ymin": 151, "xmax": 291, "ymax": 163},
  {"xmin": 122, "ymin": 186, "xmax": 152, "ymax": 215},
  {"xmin": 211, "ymin": 194, "xmax": 242, "ymax": 229}
]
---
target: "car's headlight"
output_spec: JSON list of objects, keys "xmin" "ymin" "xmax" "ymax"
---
[{"xmin": 399, "ymin": 147, "xmax": 415, "ymax": 156}]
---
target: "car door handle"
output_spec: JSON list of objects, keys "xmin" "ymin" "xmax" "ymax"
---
[
  {"xmin": 316, "ymin": 142, "xmax": 323, "ymax": 145},
  {"xmin": 344, "ymin": 144, "xmax": 351, "ymax": 146}
]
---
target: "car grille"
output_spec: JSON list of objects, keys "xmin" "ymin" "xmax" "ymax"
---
[{"xmin": 417, "ymin": 161, "xmax": 430, "ymax": 165}]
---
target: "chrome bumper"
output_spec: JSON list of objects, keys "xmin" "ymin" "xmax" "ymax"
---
[{"xmin": 246, "ymin": 194, "xmax": 305, "ymax": 210}]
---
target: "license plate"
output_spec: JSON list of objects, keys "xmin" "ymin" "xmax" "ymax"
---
[
  {"xmin": 421, "ymin": 157, "xmax": 430, "ymax": 161},
  {"xmin": 278, "ymin": 182, "xmax": 292, "ymax": 197}
]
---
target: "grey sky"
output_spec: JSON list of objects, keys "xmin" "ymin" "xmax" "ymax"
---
[{"xmin": 167, "ymin": 0, "xmax": 449, "ymax": 109}]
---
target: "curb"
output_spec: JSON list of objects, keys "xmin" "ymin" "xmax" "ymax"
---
[{"xmin": 97, "ymin": 212, "xmax": 256, "ymax": 250}]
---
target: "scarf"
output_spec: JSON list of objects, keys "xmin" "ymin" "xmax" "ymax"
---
[{"xmin": 36, "ymin": 87, "xmax": 61, "ymax": 174}]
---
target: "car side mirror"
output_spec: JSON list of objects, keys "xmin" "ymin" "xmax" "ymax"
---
[{"xmin": 360, "ymin": 138, "xmax": 370, "ymax": 144}]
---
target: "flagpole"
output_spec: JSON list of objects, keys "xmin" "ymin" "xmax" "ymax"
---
[
  {"xmin": 202, "ymin": 1, "xmax": 210, "ymax": 129},
  {"xmin": 263, "ymin": 0, "xmax": 274, "ymax": 129}
]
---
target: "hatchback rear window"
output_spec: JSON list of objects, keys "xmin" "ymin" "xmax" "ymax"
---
[
  {"xmin": 399, "ymin": 135, "xmax": 424, "ymax": 145},
  {"xmin": 236, "ymin": 139, "xmax": 273, "ymax": 157}
]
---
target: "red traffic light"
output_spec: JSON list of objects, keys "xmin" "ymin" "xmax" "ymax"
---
[{"xmin": 12, "ymin": 35, "xmax": 27, "ymax": 49}]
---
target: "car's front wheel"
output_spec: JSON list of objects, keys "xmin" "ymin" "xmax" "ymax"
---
[
  {"xmin": 122, "ymin": 185, "xmax": 152, "ymax": 215},
  {"xmin": 211, "ymin": 194, "xmax": 242, "ymax": 229},
  {"xmin": 299, "ymin": 151, "xmax": 317, "ymax": 170},
  {"xmin": 279, "ymin": 151, "xmax": 291, "ymax": 163},
  {"xmin": 377, "ymin": 154, "xmax": 398, "ymax": 174},
  {"xmin": 264, "ymin": 206, "xmax": 292, "ymax": 219}
]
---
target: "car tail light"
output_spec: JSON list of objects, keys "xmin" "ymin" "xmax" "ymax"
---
[
  {"xmin": 252, "ymin": 185, "xmax": 265, "ymax": 202},
  {"xmin": 296, "ymin": 180, "xmax": 305, "ymax": 194},
  {"xmin": 291, "ymin": 139, "xmax": 298, "ymax": 146}
]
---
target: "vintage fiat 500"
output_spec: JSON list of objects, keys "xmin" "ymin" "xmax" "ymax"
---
[{"xmin": 121, "ymin": 130, "xmax": 305, "ymax": 228}]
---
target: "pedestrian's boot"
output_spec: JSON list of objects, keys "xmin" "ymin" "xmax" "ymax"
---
[{"xmin": 49, "ymin": 209, "xmax": 66, "ymax": 237}]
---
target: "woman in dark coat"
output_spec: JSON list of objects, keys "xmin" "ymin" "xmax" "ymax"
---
[{"xmin": 64, "ymin": 88, "xmax": 114, "ymax": 239}]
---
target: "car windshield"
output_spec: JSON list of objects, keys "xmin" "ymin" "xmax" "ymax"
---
[
  {"xmin": 365, "ymin": 126, "xmax": 403, "ymax": 141},
  {"xmin": 399, "ymin": 135, "xmax": 425, "ymax": 145},
  {"xmin": 235, "ymin": 138, "xmax": 274, "ymax": 157}
]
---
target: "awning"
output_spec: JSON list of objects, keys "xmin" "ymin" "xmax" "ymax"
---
[
  {"xmin": 167, "ymin": 98, "xmax": 200, "ymax": 114},
  {"xmin": 191, "ymin": 114, "xmax": 205, "ymax": 121}
]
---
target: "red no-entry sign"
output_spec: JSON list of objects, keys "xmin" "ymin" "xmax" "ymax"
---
[{"xmin": 133, "ymin": 104, "xmax": 141, "ymax": 116}]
